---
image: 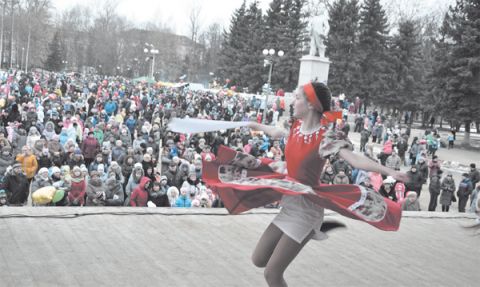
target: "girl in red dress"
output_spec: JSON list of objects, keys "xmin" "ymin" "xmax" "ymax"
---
[{"xmin": 202, "ymin": 82, "xmax": 408, "ymax": 287}]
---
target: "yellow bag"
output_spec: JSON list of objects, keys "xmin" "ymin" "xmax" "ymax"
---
[{"xmin": 32, "ymin": 186, "xmax": 56, "ymax": 205}]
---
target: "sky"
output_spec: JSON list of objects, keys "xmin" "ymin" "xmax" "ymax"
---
[
  {"xmin": 51, "ymin": 0, "xmax": 455, "ymax": 37},
  {"xmin": 51, "ymin": 0, "xmax": 272, "ymax": 36}
]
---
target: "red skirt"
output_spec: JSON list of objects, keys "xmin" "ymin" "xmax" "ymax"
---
[{"xmin": 202, "ymin": 146, "xmax": 402, "ymax": 231}]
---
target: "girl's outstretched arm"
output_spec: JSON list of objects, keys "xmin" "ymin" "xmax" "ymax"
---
[
  {"xmin": 338, "ymin": 148, "xmax": 409, "ymax": 182},
  {"xmin": 247, "ymin": 122, "xmax": 288, "ymax": 140}
]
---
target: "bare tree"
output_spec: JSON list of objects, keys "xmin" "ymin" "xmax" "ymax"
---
[
  {"xmin": 0, "ymin": 1, "xmax": 6, "ymax": 68},
  {"xmin": 8, "ymin": 0, "xmax": 19, "ymax": 68},
  {"xmin": 22, "ymin": 0, "xmax": 50, "ymax": 72},
  {"xmin": 188, "ymin": 1, "xmax": 202, "ymax": 43}
]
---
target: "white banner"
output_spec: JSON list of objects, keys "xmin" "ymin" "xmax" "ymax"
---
[{"xmin": 168, "ymin": 118, "xmax": 249, "ymax": 134}]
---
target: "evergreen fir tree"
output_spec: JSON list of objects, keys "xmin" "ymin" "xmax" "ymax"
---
[
  {"xmin": 263, "ymin": 0, "xmax": 288, "ymax": 91},
  {"xmin": 44, "ymin": 31, "xmax": 64, "ymax": 72},
  {"xmin": 388, "ymin": 20, "xmax": 423, "ymax": 111},
  {"xmin": 430, "ymin": 14, "xmax": 454, "ymax": 126},
  {"xmin": 241, "ymin": 1, "xmax": 266, "ymax": 92},
  {"xmin": 217, "ymin": 1, "xmax": 247, "ymax": 88},
  {"xmin": 279, "ymin": 0, "xmax": 308, "ymax": 91},
  {"xmin": 326, "ymin": 0, "xmax": 361, "ymax": 98},
  {"xmin": 442, "ymin": 0, "xmax": 480, "ymax": 145},
  {"xmin": 264, "ymin": 0, "xmax": 308, "ymax": 92},
  {"xmin": 357, "ymin": 0, "xmax": 390, "ymax": 112}
]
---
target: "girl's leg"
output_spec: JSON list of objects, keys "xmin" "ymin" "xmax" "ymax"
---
[
  {"xmin": 264, "ymin": 231, "xmax": 314, "ymax": 287},
  {"xmin": 252, "ymin": 223, "xmax": 284, "ymax": 268}
]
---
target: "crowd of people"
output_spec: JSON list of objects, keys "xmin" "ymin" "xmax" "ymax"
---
[
  {"xmin": 0, "ymin": 69, "xmax": 288, "ymax": 208},
  {"xmin": 348, "ymin": 112, "xmax": 479, "ymax": 213},
  {"xmin": 0, "ymin": 69, "xmax": 478, "ymax": 215}
]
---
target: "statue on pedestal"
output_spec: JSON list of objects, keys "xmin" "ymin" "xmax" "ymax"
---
[{"xmin": 309, "ymin": 8, "xmax": 329, "ymax": 58}]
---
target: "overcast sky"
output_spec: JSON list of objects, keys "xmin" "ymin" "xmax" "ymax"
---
[{"xmin": 51, "ymin": 0, "xmax": 455, "ymax": 36}]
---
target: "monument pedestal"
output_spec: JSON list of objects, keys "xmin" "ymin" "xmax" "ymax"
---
[{"xmin": 298, "ymin": 55, "xmax": 330, "ymax": 86}]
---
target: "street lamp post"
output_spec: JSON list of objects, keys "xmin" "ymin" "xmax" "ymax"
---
[
  {"xmin": 144, "ymin": 43, "xmax": 159, "ymax": 79},
  {"xmin": 262, "ymin": 48, "xmax": 284, "ymax": 124},
  {"xmin": 20, "ymin": 47, "xmax": 24, "ymax": 71},
  {"xmin": 62, "ymin": 60, "xmax": 68, "ymax": 71}
]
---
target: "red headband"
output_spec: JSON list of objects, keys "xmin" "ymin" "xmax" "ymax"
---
[{"xmin": 303, "ymin": 83, "xmax": 323, "ymax": 112}]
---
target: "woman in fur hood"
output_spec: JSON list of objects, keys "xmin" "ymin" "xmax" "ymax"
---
[
  {"xmin": 86, "ymin": 170, "xmax": 106, "ymax": 206},
  {"xmin": 42, "ymin": 121, "xmax": 58, "ymax": 141},
  {"xmin": 26, "ymin": 126, "xmax": 41, "ymax": 150},
  {"xmin": 108, "ymin": 161, "xmax": 125, "ymax": 184},
  {"xmin": 68, "ymin": 166, "xmax": 86, "ymax": 206},
  {"xmin": 124, "ymin": 163, "xmax": 144, "ymax": 206},
  {"xmin": 0, "ymin": 146, "xmax": 14, "ymax": 175}
]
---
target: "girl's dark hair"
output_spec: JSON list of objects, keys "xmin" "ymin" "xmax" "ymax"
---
[{"xmin": 312, "ymin": 82, "xmax": 331, "ymax": 112}]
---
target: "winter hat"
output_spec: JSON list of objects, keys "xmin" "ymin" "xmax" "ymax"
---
[
  {"xmin": 406, "ymin": 191, "xmax": 417, "ymax": 199},
  {"xmin": 97, "ymin": 164, "xmax": 105, "ymax": 172},
  {"xmin": 167, "ymin": 186, "xmax": 179, "ymax": 198},
  {"xmin": 134, "ymin": 163, "xmax": 143, "ymax": 169},
  {"xmin": 383, "ymin": 176, "xmax": 396, "ymax": 185},
  {"xmin": 51, "ymin": 166, "xmax": 61, "ymax": 174},
  {"xmin": 12, "ymin": 163, "xmax": 21, "ymax": 169},
  {"xmin": 160, "ymin": 175, "xmax": 168, "ymax": 182},
  {"xmin": 72, "ymin": 166, "xmax": 81, "ymax": 174},
  {"xmin": 90, "ymin": 170, "xmax": 100, "ymax": 177},
  {"xmin": 74, "ymin": 148, "xmax": 82, "ymax": 155},
  {"xmin": 80, "ymin": 164, "xmax": 88, "ymax": 173},
  {"xmin": 38, "ymin": 167, "xmax": 49, "ymax": 175},
  {"xmin": 106, "ymin": 177, "xmax": 116, "ymax": 186}
]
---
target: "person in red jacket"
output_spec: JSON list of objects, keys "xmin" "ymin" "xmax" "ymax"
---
[
  {"xmin": 68, "ymin": 166, "xmax": 86, "ymax": 206},
  {"xmin": 130, "ymin": 176, "xmax": 151, "ymax": 207},
  {"xmin": 81, "ymin": 131, "xmax": 100, "ymax": 167}
]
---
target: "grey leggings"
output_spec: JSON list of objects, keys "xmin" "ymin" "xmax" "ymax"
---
[{"xmin": 251, "ymin": 223, "xmax": 314, "ymax": 287}]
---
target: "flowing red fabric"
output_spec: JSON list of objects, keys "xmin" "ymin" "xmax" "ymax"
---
[{"xmin": 203, "ymin": 146, "xmax": 402, "ymax": 231}]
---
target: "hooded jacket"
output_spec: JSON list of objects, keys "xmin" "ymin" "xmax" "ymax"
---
[
  {"xmin": 124, "ymin": 164, "xmax": 144, "ymax": 205},
  {"xmin": 68, "ymin": 172, "xmax": 86, "ymax": 206},
  {"xmin": 129, "ymin": 176, "xmax": 150, "ymax": 207},
  {"xmin": 42, "ymin": 121, "xmax": 57, "ymax": 141}
]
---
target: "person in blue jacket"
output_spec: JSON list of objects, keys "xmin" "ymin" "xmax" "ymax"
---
[{"xmin": 175, "ymin": 184, "xmax": 192, "ymax": 208}]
